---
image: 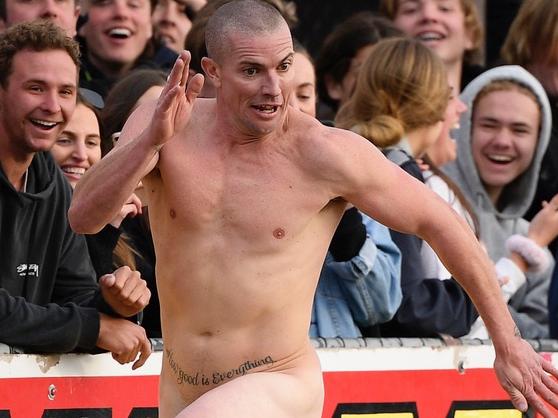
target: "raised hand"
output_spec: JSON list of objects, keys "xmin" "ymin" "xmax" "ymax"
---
[
  {"xmin": 97, "ymin": 314, "xmax": 151, "ymax": 370},
  {"xmin": 99, "ymin": 266, "xmax": 151, "ymax": 318},
  {"xmin": 494, "ymin": 337, "xmax": 558, "ymax": 417},
  {"xmin": 528, "ymin": 193, "xmax": 558, "ymax": 247},
  {"xmin": 146, "ymin": 50, "xmax": 204, "ymax": 148}
]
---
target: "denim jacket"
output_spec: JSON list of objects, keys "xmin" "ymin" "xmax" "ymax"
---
[{"xmin": 310, "ymin": 214, "xmax": 402, "ymax": 338}]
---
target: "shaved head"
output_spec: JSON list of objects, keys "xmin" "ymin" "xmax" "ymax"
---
[{"xmin": 205, "ymin": 0, "xmax": 288, "ymax": 63}]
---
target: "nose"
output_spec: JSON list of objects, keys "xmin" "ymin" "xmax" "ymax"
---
[
  {"xmin": 289, "ymin": 96, "xmax": 301, "ymax": 111},
  {"xmin": 112, "ymin": 0, "xmax": 131, "ymax": 18},
  {"xmin": 419, "ymin": 1, "xmax": 440, "ymax": 22},
  {"xmin": 40, "ymin": 0, "xmax": 59, "ymax": 18},
  {"xmin": 40, "ymin": 91, "xmax": 61, "ymax": 114},
  {"xmin": 262, "ymin": 72, "xmax": 281, "ymax": 98},
  {"xmin": 492, "ymin": 128, "xmax": 513, "ymax": 148},
  {"xmin": 160, "ymin": 3, "xmax": 176, "ymax": 23},
  {"xmin": 72, "ymin": 141, "xmax": 88, "ymax": 162}
]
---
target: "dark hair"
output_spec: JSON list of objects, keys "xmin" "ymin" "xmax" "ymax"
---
[
  {"xmin": 101, "ymin": 68, "xmax": 167, "ymax": 155},
  {"xmin": 0, "ymin": 20, "xmax": 80, "ymax": 87},
  {"xmin": 315, "ymin": 12, "xmax": 403, "ymax": 110}
]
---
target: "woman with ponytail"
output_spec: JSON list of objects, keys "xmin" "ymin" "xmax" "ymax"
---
[{"xmin": 336, "ymin": 38, "xmax": 478, "ymax": 338}]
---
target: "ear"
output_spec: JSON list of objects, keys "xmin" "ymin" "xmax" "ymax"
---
[
  {"xmin": 324, "ymin": 74, "xmax": 343, "ymax": 101},
  {"xmin": 69, "ymin": 6, "xmax": 80, "ymax": 37},
  {"xmin": 201, "ymin": 57, "xmax": 222, "ymax": 89}
]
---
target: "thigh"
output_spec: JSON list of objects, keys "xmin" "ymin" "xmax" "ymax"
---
[{"xmin": 175, "ymin": 364, "xmax": 324, "ymax": 418}]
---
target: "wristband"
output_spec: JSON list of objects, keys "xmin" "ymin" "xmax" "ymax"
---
[{"xmin": 505, "ymin": 234, "xmax": 551, "ymax": 273}]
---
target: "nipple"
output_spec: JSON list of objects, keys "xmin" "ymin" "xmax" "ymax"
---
[
  {"xmin": 170, "ymin": 209, "xmax": 176, "ymax": 219},
  {"xmin": 273, "ymin": 228, "xmax": 285, "ymax": 239}
]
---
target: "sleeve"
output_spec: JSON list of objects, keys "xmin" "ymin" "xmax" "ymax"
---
[
  {"xmin": 85, "ymin": 225, "xmax": 122, "ymax": 276},
  {"xmin": 383, "ymin": 230, "xmax": 479, "ymax": 337},
  {"xmin": 0, "ymin": 288, "xmax": 100, "ymax": 352},
  {"xmin": 325, "ymin": 214, "xmax": 402, "ymax": 327},
  {"xmin": 0, "ymin": 208, "xmax": 104, "ymax": 353},
  {"xmin": 508, "ymin": 269, "xmax": 551, "ymax": 339}
]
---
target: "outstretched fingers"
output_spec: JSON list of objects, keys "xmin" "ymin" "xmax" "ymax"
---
[{"xmin": 186, "ymin": 73, "xmax": 204, "ymax": 103}]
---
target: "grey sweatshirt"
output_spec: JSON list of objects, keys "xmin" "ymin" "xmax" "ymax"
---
[{"xmin": 444, "ymin": 65, "xmax": 553, "ymax": 338}]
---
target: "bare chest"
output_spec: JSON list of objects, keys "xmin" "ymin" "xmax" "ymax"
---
[{"xmin": 149, "ymin": 139, "xmax": 331, "ymax": 246}]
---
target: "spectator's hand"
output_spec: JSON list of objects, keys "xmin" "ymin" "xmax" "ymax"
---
[
  {"xmin": 97, "ymin": 314, "xmax": 151, "ymax": 370},
  {"xmin": 494, "ymin": 337, "xmax": 558, "ymax": 417},
  {"xmin": 109, "ymin": 193, "xmax": 143, "ymax": 228},
  {"xmin": 99, "ymin": 266, "xmax": 151, "ymax": 317},
  {"xmin": 415, "ymin": 158, "xmax": 430, "ymax": 172},
  {"xmin": 528, "ymin": 194, "xmax": 558, "ymax": 247},
  {"xmin": 146, "ymin": 50, "xmax": 204, "ymax": 148}
]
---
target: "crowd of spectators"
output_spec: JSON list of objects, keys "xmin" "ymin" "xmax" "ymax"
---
[{"xmin": 2, "ymin": 0, "xmax": 558, "ymax": 365}]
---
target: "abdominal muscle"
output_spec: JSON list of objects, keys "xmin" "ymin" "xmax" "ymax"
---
[{"xmin": 153, "ymin": 222, "xmax": 329, "ymax": 416}]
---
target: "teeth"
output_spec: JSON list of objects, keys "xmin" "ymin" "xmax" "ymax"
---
[
  {"xmin": 488, "ymin": 154, "xmax": 513, "ymax": 162},
  {"xmin": 63, "ymin": 167, "xmax": 86, "ymax": 175},
  {"xmin": 31, "ymin": 119, "xmax": 57, "ymax": 128},
  {"xmin": 417, "ymin": 32, "xmax": 443, "ymax": 41},
  {"xmin": 109, "ymin": 28, "xmax": 131, "ymax": 38},
  {"xmin": 255, "ymin": 105, "xmax": 277, "ymax": 113}
]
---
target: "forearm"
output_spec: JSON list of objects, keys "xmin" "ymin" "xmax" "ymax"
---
[
  {"xmin": 0, "ymin": 290, "xmax": 99, "ymax": 352},
  {"xmin": 420, "ymin": 208, "xmax": 519, "ymax": 346},
  {"xmin": 70, "ymin": 132, "xmax": 159, "ymax": 234}
]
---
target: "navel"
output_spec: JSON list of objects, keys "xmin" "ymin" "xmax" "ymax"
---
[
  {"xmin": 273, "ymin": 228, "xmax": 286, "ymax": 239},
  {"xmin": 169, "ymin": 208, "xmax": 176, "ymax": 219}
]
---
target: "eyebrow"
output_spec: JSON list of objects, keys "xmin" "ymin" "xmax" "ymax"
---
[
  {"xmin": 297, "ymin": 82, "xmax": 315, "ymax": 88},
  {"xmin": 239, "ymin": 52, "xmax": 295, "ymax": 68}
]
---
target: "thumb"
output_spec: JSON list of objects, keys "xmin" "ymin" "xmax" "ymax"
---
[{"xmin": 99, "ymin": 274, "xmax": 116, "ymax": 288}]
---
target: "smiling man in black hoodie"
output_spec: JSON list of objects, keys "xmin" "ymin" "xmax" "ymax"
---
[{"xmin": 0, "ymin": 21, "xmax": 152, "ymax": 369}]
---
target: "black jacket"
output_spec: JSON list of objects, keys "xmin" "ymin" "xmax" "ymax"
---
[
  {"xmin": 0, "ymin": 152, "xmax": 105, "ymax": 353},
  {"xmin": 379, "ymin": 149, "xmax": 478, "ymax": 337}
]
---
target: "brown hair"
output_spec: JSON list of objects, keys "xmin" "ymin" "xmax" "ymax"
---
[
  {"xmin": 336, "ymin": 37, "xmax": 449, "ymax": 148},
  {"xmin": 0, "ymin": 20, "xmax": 80, "ymax": 88},
  {"xmin": 472, "ymin": 79, "xmax": 542, "ymax": 125},
  {"xmin": 501, "ymin": 0, "xmax": 558, "ymax": 66},
  {"xmin": 379, "ymin": 0, "xmax": 484, "ymax": 65}
]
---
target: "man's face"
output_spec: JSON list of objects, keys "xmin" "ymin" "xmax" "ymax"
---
[
  {"xmin": 393, "ymin": 0, "xmax": 473, "ymax": 67},
  {"xmin": 471, "ymin": 89, "xmax": 540, "ymax": 203},
  {"xmin": 289, "ymin": 52, "xmax": 316, "ymax": 117},
  {"xmin": 2, "ymin": 0, "xmax": 79, "ymax": 36},
  {"xmin": 0, "ymin": 49, "xmax": 77, "ymax": 158},
  {"xmin": 81, "ymin": 0, "xmax": 152, "ymax": 71},
  {"xmin": 151, "ymin": 0, "xmax": 205, "ymax": 53},
  {"xmin": 214, "ymin": 25, "xmax": 295, "ymax": 138}
]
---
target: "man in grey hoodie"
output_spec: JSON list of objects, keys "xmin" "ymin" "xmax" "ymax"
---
[{"xmin": 445, "ymin": 65, "xmax": 558, "ymax": 338}]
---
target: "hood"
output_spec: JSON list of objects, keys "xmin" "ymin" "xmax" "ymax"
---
[
  {"xmin": 0, "ymin": 152, "xmax": 58, "ymax": 205},
  {"xmin": 445, "ymin": 65, "xmax": 552, "ymax": 220}
]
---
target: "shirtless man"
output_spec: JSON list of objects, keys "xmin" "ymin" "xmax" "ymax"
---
[{"xmin": 69, "ymin": 1, "xmax": 558, "ymax": 417}]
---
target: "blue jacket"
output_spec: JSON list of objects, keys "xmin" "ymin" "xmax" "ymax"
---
[{"xmin": 310, "ymin": 214, "xmax": 402, "ymax": 338}]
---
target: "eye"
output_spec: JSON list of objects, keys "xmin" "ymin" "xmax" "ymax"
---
[
  {"xmin": 56, "ymin": 137, "xmax": 72, "ymax": 145},
  {"xmin": 86, "ymin": 138, "xmax": 101, "ymax": 147},
  {"xmin": 29, "ymin": 85, "xmax": 43, "ymax": 93},
  {"xmin": 243, "ymin": 68, "xmax": 257, "ymax": 77},
  {"xmin": 278, "ymin": 61, "xmax": 291, "ymax": 72}
]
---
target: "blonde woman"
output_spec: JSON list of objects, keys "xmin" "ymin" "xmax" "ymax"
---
[{"xmin": 336, "ymin": 38, "xmax": 477, "ymax": 338}]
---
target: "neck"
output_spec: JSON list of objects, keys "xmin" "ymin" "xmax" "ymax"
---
[
  {"xmin": 0, "ymin": 125, "xmax": 34, "ymax": 190},
  {"xmin": 485, "ymin": 184, "xmax": 503, "ymax": 207},
  {"xmin": 87, "ymin": 50, "xmax": 133, "ymax": 78},
  {"xmin": 444, "ymin": 59, "xmax": 463, "ymax": 92}
]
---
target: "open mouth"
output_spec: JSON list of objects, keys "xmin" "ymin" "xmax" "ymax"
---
[
  {"xmin": 30, "ymin": 119, "xmax": 59, "ymax": 130},
  {"xmin": 252, "ymin": 104, "xmax": 279, "ymax": 114},
  {"xmin": 416, "ymin": 31, "xmax": 445, "ymax": 42},
  {"xmin": 486, "ymin": 154, "xmax": 513, "ymax": 164},
  {"xmin": 61, "ymin": 166, "xmax": 87, "ymax": 176},
  {"xmin": 107, "ymin": 28, "xmax": 132, "ymax": 39}
]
